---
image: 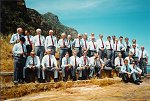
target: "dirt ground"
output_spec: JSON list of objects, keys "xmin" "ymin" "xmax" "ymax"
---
[{"xmin": 6, "ymin": 77, "xmax": 150, "ymax": 101}]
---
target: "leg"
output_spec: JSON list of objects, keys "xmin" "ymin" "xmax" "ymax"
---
[{"xmin": 89, "ymin": 66, "xmax": 95, "ymax": 78}]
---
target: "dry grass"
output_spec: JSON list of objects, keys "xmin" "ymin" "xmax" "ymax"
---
[
  {"xmin": 1, "ymin": 78, "xmax": 121, "ymax": 99},
  {"xmin": 0, "ymin": 34, "xmax": 13, "ymax": 72}
]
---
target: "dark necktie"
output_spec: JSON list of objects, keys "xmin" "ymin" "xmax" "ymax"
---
[
  {"xmin": 141, "ymin": 51, "xmax": 143, "ymax": 58},
  {"xmin": 92, "ymin": 41, "xmax": 96, "ymax": 49},
  {"xmin": 66, "ymin": 58, "xmax": 69, "ymax": 71},
  {"xmin": 51, "ymin": 35, "xmax": 54, "ymax": 46},
  {"xmin": 116, "ymin": 42, "xmax": 118, "ymax": 51},
  {"xmin": 21, "ymin": 44, "xmax": 24, "ymax": 53},
  {"xmin": 126, "ymin": 65, "xmax": 128, "ymax": 72},
  {"xmin": 84, "ymin": 40, "xmax": 87, "ymax": 49},
  {"xmin": 79, "ymin": 39, "xmax": 81, "ymax": 47},
  {"xmin": 101, "ymin": 39, "xmax": 104, "ymax": 48},
  {"xmin": 63, "ymin": 39, "xmax": 65, "ymax": 46},
  {"xmin": 75, "ymin": 56, "xmax": 77, "ymax": 67},
  {"xmin": 27, "ymin": 36, "xmax": 32, "ymax": 46},
  {"xmin": 109, "ymin": 41, "xmax": 112, "ymax": 49},
  {"xmin": 33, "ymin": 57, "xmax": 35, "ymax": 66},
  {"xmin": 84, "ymin": 56, "xmax": 86, "ymax": 65},
  {"xmin": 134, "ymin": 48, "xmax": 136, "ymax": 55},
  {"xmin": 39, "ymin": 35, "xmax": 41, "ymax": 46},
  {"xmin": 130, "ymin": 59, "xmax": 132, "ymax": 64},
  {"xmin": 120, "ymin": 58, "xmax": 122, "ymax": 66},
  {"xmin": 49, "ymin": 55, "xmax": 51, "ymax": 67}
]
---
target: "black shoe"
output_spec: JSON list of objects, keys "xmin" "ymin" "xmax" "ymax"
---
[
  {"xmin": 78, "ymin": 77, "xmax": 82, "ymax": 80},
  {"xmin": 63, "ymin": 78, "xmax": 67, "ymax": 82},
  {"xmin": 14, "ymin": 81, "xmax": 18, "ymax": 85},
  {"xmin": 72, "ymin": 77, "xmax": 76, "ymax": 81},
  {"xmin": 135, "ymin": 81, "xmax": 140, "ymax": 85},
  {"xmin": 54, "ymin": 78, "xmax": 58, "ymax": 82},
  {"xmin": 137, "ymin": 80, "xmax": 143, "ymax": 83}
]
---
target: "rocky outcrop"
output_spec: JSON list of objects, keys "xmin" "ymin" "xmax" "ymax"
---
[{"xmin": 1, "ymin": 0, "xmax": 78, "ymax": 38}]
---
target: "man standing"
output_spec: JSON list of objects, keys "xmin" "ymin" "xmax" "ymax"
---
[
  {"xmin": 82, "ymin": 33, "xmax": 89, "ymax": 56},
  {"xmin": 45, "ymin": 30, "xmax": 57, "ymax": 55},
  {"xmin": 96, "ymin": 34, "xmax": 105, "ymax": 60},
  {"xmin": 88, "ymin": 36, "xmax": 97, "ymax": 57},
  {"xmin": 10, "ymin": 27, "xmax": 24, "ymax": 44},
  {"xmin": 72, "ymin": 34, "xmax": 84, "ymax": 57},
  {"xmin": 61, "ymin": 52, "xmax": 72, "ymax": 82},
  {"xmin": 121, "ymin": 59, "xmax": 140, "ymax": 85},
  {"xmin": 32, "ymin": 29, "xmax": 45, "ymax": 62},
  {"xmin": 41, "ymin": 49, "xmax": 59, "ymax": 82},
  {"xmin": 124, "ymin": 37, "xmax": 131, "ymax": 57},
  {"xmin": 138, "ymin": 46, "xmax": 148, "ymax": 76},
  {"xmin": 70, "ymin": 50, "xmax": 80, "ymax": 81},
  {"xmin": 23, "ymin": 51, "xmax": 41, "ymax": 83},
  {"xmin": 57, "ymin": 33, "xmax": 69, "ymax": 66},
  {"xmin": 24, "ymin": 29, "xmax": 33, "ymax": 56},
  {"xmin": 12, "ymin": 37, "xmax": 27, "ymax": 84},
  {"xmin": 67, "ymin": 35, "xmax": 73, "ymax": 56}
]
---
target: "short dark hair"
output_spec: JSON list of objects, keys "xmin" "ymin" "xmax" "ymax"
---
[
  {"xmin": 20, "ymin": 37, "xmax": 25, "ymax": 43},
  {"xmin": 119, "ymin": 36, "xmax": 123, "ymax": 38}
]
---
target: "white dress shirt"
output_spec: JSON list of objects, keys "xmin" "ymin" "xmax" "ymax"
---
[
  {"xmin": 32, "ymin": 35, "xmax": 45, "ymax": 46},
  {"xmin": 89, "ymin": 57, "xmax": 104, "ymax": 66},
  {"xmin": 130, "ymin": 48, "xmax": 139, "ymax": 57},
  {"xmin": 41, "ymin": 55, "xmax": 57, "ymax": 69},
  {"xmin": 25, "ymin": 56, "xmax": 40, "ymax": 68},
  {"xmin": 115, "ymin": 57, "xmax": 124, "ymax": 67},
  {"xmin": 10, "ymin": 33, "xmax": 24, "ymax": 44},
  {"xmin": 70, "ymin": 56, "xmax": 80, "ymax": 67},
  {"xmin": 82, "ymin": 39, "xmax": 89, "ymax": 50},
  {"xmin": 125, "ymin": 57, "xmax": 134, "ymax": 65},
  {"xmin": 105, "ymin": 40, "xmax": 114, "ymax": 50},
  {"xmin": 57, "ymin": 38, "xmax": 69, "ymax": 49},
  {"xmin": 118, "ymin": 41, "xmax": 125, "ymax": 51},
  {"xmin": 113, "ymin": 42, "xmax": 121, "ymax": 51},
  {"xmin": 79, "ymin": 56, "xmax": 90, "ymax": 66},
  {"xmin": 88, "ymin": 40, "xmax": 97, "ymax": 51},
  {"xmin": 24, "ymin": 35, "xmax": 33, "ymax": 45},
  {"xmin": 67, "ymin": 40, "xmax": 73, "ymax": 49},
  {"xmin": 72, "ymin": 38, "xmax": 84, "ymax": 48},
  {"xmin": 61, "ymin": 57, "xmax": 71, "ymax": 68},
  {"xmin": 123, "ymin": 42, "xmax": 131, "ymax": 51},
  {"xmin": 12, "ymin": 43, "xmax": 27, "ymax": 57},
  {"xmin": 96, "ymin": 38, "xmax": 105, "ymax": 50},
  {"xmin": 138, "ymin": 50, "xmax": 148, "ymax": 60},
  {"xmin": 45, "ymin": 35, "xmax": 57, "ymax": 50}
]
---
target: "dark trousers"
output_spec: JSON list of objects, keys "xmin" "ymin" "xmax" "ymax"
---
[
  {"xmin": 68, "ymin": 48, "xmax": 72, "ymax": 56},
  {"xmin": 14, "ymin": 57, "xmax": 26, "ymax": 83},
  {"xmin": 64, "ymin": 68, "xmax": 72, "ymax": 81},
  {"xmin": 59, "ymin": 48, "xmax": 68, "ymax": 66},
  {"xmin": 98, "ymin": 49, "xmax": 105, "ymax": 60},
  {"xmin": 121, "ymin": 73, "xmax": 137, "ymax": 83},
  {"xmin": 26, "ymin": 45, "xmax": 32, "ymax": 56},
  {"xmin": 34, "ymin": 46, "xmax": 45, "ymax": 62},
  {"xmin": 139, "ymin": 58, "xmax": 147, "ymax": 75},
  {"xmin": 25, "ymin": 68, "xmax": 38, "ymax": 83},
  {"xmin": 89, "ymin": 50, "xmax": 97, "ymax": 57}
]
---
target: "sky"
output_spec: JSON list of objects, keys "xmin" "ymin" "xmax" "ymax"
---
[{"xmin": 25, "ymin": 0, "xmax": 150, "ymax": 63}]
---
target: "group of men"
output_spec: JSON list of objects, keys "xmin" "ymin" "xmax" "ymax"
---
[{"xmin": 10, "ymin": 27, "xmax": 149, "ymax": 85}]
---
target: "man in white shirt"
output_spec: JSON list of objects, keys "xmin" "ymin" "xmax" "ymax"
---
[
  {"xmin": 132, "ymin": 39, "xmax": 139, "ymax": 49},
  {"xmin": 10, "ymin": 27, "xmax": 24, "ymax": 44},
  {"xmin": 125, "ymin": 52, "xmax": 134, "ymax": 64},
  {"xmin": 115, "ymin": 53, "xmax": 124, "ymax": 76},
  {"xmin": 120, "ymin": 59, "xmax": 140, "ymax": 85},
  {"xmin": 23, "ymin": 51, "xmax": 41, "ymax": 83},
  {"xmin": 96, "ymin": 34, "xmax": 105, "ymax": 60},
  {"xmin": 24, "ymin": 29, "xmax": 33, "ymax": 56},
  {"xmin": 124, "ymin": 37, "xmax": 131, "ymax": 57},
  {"xmin": 114, "ymin": 38, "xmax": 121, "ymax": 58},
  {"xmin": 89, "ymin": 36, "xmax": 97, "ymax": 57},
  {"xmin": 70, "ymin": 49, "xmax": 80, "ymax": 81},
  {"xmin": 61, "ymin": 52, "xmax": 72, "ymax": 82},
  {"xmin": 82, "ymin": 33, "xmax": 89, "ymax": 56},
  {"xmin": 130, "ymin": 44, "xmax": 139, "ymax": 57},
  {"xmin": 77, "ymin": 51, "xmax": 90, "ymax": 80},
  {"xmin": 32, "ymin": 29, "xmax": 45, "ymax": 62},
  {"xmin": 67, "ymin": 35, "xmax": 73, "ymax": 56},
  {"xmin": 45, "ymin": 30, "xmax": 57, "ymax": 55},
  {"xmin": 57, "ymin": 33, "xmax": 69, "ymax": 66},
  {"xmin": 41, "ymin": 49, "xmax": 59, "ymax": 82},
  {"xmin": 138, "ymin": 46, "xmax": 149, "ymax": 76},
  {"xmin": 12, "ymin": 37, "xmax": 27, "ymax": 84},
  {"xmin": 72, "ymin": 34, "xmax": 84, "ymax": 57},
  {"xmin": 118, "ymin": 36, "xmax": 126, "ymax": 58},
  {"xmin": 131, "ymin": 61, "xmax": 143, "ymax": 83}
]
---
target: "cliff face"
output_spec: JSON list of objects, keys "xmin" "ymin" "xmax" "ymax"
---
[{"xmin": 1, "ymin": 0, "xmax": 78, "ymax": 38}]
